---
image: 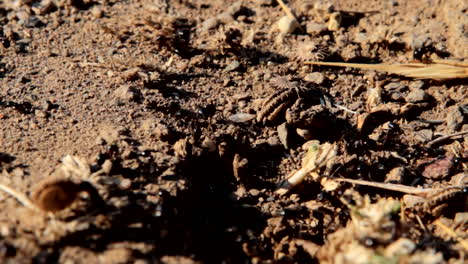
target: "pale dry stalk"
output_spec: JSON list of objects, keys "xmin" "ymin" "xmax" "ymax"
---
[{"xmin": 276, "ymin": 142, "xmax": 337, "ymax": 195}]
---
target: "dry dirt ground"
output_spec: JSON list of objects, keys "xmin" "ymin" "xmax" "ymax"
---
[{"xmin": 0, "ymin": 0, "xmax": 467, "ymax": 263}]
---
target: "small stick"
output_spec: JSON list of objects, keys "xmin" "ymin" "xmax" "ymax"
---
[
  {"xmin": 415, "ymin": 215, "xmax": 429, "ymax": 234},
  {"xmin": 434, "ymin": 219, "xmax": 468, "ymax": 251},
  {"xmin": 416, "ymin": 119, "xmax": 444, "ymax": 124},
  {"xmin": 334, "ymin": 103, "xmax": 357, "ymax": 114},
  {"xmin": 329, "ymin": 177, "xmax": 435, "ymax": 197},
  {"xmin": 427, "ymin": 130, "xmax": 468, "ymax": 147},
  {"xmin": 305, "ymin": 61, "xmax": 468, "ymax": 80},
  {"xmin": 276, "ymin": 0, "xmax": 304, "ymax": 32},
  {"xmin": 0, "ymin": 183, "xmax": 41, "ymax": 212}
]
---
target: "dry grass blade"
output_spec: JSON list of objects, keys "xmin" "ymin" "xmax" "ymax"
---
[
  {"xmin": 305, "ymin": 60, "xmax": 468, "ymax": 80},
  {"xmin": 427, "ymin": 130, "xmax": 468, "ymax": 147},
  {"xmin": 0, "ymin": 182, "xmax": 40, "ymax": 212},
  {"xmin": 434, "ymin": 219, "xmax": 468, "ymax": 251},
  {"xmin": 329, "ymin": 177, "xmax": 434, "ymax": 197}
]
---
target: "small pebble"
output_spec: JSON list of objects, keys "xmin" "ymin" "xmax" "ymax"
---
[
  {"xmin": 227, "ymin": 113, "xmax": 256, "ymax": 123},
  {"xmin": 445, "ymin": 106, "xmax": 465, "ymax": 132},
  {"xmin": 113, "ymin": 85, "xmax": 142, "ymax": 103},
  {"xmin": 406, "ymin": 88, "xmax": 429, "ymax": 103},
  {"xmin": 249, "ymin": 189, "xmax": 260, "ymax": 196},
  {"xmin": 277, "ymin": 16, "xmax": 299, "ymax": 34},
  {"xmin": 201, "ymin": 137, "xmax": 217, "ymax": 152},
  {"xmin": 296, "ymin": 128, "xmax": 313, "ymax": 140},
  {"xmin": 119, "ymin": 178, "xmax": 132, "ymax": 190},
  {"xmin": 277, "ymin": 122, "xmax": 290, "ymax": 149},
  {"xmin": 91, "ymin": 6, "xmax": 103, "ymax": 18},
  {"xmin": 327, "ymin": 12, "xmax": 342, "ymax": 31},
  {"xmin": 225, "ymin": 60, "xmax": 241, "ymax": 72},
  {"xmin": 201, "ymin": 17, "xmax": 219, "ymax": 31},
  {"xmin": 304, "ymin": 72, "xmax": 325, "ymax": 84},
  {"xmin": 306, "ymin": 22, "xmax": 327, "ymax": 35},
  {"xmin": 35, "ymin": 109, "xmax": 48, "ymax": 118}
]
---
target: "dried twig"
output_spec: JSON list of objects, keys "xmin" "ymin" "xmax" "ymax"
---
[
  {"xmin": 329, "ymin": 177, "xmax": 436, "ymax": 197},
  {"xmin": 305, "ymin": 60, "xmax": 468, "ymax": 80},
  {"xmin": 427, "ymin": 130, "xmax": 468, "ymax": 147},
  {"xmin": 276, "ymin": 142, "xmax": 337, "ymax": 195},
  {"xmin": 434, "ymin": 219, "xmax": 468, "ymax": 251},
  {"xmin": 0, "ymin": 182, "xmax": 41, "ymax": 212},
  {"xmin": 334, "ymin": 103, "xmax": 357, "ymax": 114}
]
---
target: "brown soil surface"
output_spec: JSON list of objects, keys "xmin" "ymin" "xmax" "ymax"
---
[{"xmin": 0, "ymin": 0, "xmax": 467, "ymax": 263}]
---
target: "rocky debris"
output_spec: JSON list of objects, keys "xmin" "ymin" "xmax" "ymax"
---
[
  {"xmin": 113, "ymin": 85, "xmax": 142, "ymax": 103},
  {"xmin": 421, "ymin": 154, "xmax": 455, "ymax": 180}
]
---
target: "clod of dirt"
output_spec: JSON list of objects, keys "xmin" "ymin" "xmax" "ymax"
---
[
  {"xmin": 113, "ymin": 85, "xmax": 142, "ymax": 103},
  {"xmin": 34, "ymin": 109, "xmax": 48, "ymax": 118},
  {"xmin": 385, "ymin": 166, "xmax": 406, "ymax": 184},
  {"xmin": 225, "ymin": 60, "xmax": 241, "ymax": 72},
  {"xmin": 304, "ymin": 72, "xmax": 325, "ymax": 84},
  {"xmin": 286, "ymin": 103, "xmax": 333, "ymax": 129},
  {"xmin": 445, "ymin": 105, "xmax": 466, "ymax": 133},
  {"xmin": 98, "ymin": 125, "xmax": 126, "ymax": 145},
  {"xmin": 153, "ymin": 123, "xmax": 175, "ymax": 142},
  {"xmin": 296, "ymin": 128, "xmax": 313, "ymax": 140},
  {"xmin": 421, "ymin": 154, "xmax": 455, "ymax": 179},
  {"xmin": 305, "ymin": 21, "xmax": 327, "ymax": 35},
  {"xmin": 357, "ymin": 103, "xmax": 400, "ymax": 134},
  {"xmin": 384, "ymin": 238, "xmax": 416, "ymax": 257},
  {"xmin": 201, "ymin": 17, "xmax": 220, "ymax": 31},
  {"xmin": 173, "ymin": 138, "xmax": 190, "ymax": 158},
  {"xmin": 406, "ymin": 88, "xmax": 430, "ymax": 103},
  {"xmin": 32, "ymin": 178, "xmax": 84, "ymax": 212}
]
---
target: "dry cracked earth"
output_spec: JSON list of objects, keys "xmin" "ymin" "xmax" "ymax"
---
[{"xmin": 0, "ymin": 0, "xmax": 467, "ymax": 263}]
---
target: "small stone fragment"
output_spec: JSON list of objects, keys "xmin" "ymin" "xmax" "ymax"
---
[
  {"xmin": 385, "ymin": 166, "xmax": 405, "ymax": 183},
  {"xmin": 384, "ymin": 238, "xmax": 416, "ymax": 257},
  {"xmin": 421, "ymin": 154, "xmax": 454, "ymax": 179},
  {"xmin": 409, "ymin": 80, "xmax": 425, "ymax": 90},
  {"xmin": 35, "ymin": 109, "xmax": 48, "ymax": 118},
  {"xmin": 201, "ymin": 137, "xmax": 217, "ymax": 152},
  {"xmin": 91, "ymin": 6, "xmax": 103, "ymax": 18},
  {"xmin": 173, "ymin": 138, "xmax": 190, "ymax": 158},
  {"xmin": 277, "ymin": 122, "xmax": 290, "ymax": 149},
  {"xmin": 249, "ymin": 189, "xmax": 260, "ymax": 196},
  {"xmin": 406, "ymin": 88, "xmax": 429, "ymax": 103},
  {"xmin": 98, "ymin": 125, "xmax": 125, "ymax": 144},
  {"xmin": 277, "ymin": 16, "xmax": 299, "ymax": 34},
  {"xmin": 113, "ymin": 85, "xmax": 142, "ymax": 103},
  {"xmin": 227, "ymin": 113, "xmax": 256, "ymax": 123},
  {"xmin": 304, "ymin": 72, "xmax": 325, "ymax": 85},
  {"xmin": 119, "ymin": 178, "xmax": 131, "ymax": 190},
  {"xmin": 225, "ymin": 60, "xmax": 241, "ymax": 72},
  {"xmin": 306, "ymin": 22, "xmax": 327, "ymax": 35},
  {"xmin": 226, "ymin": 0, "xmax": 243, "ymax": 16},
  {"xmin": 413, "ymin": 129, "xmax": 433, "ymax": 143},
  {"xmin": 296, "ymin": 128, "xmax": 313, "ymax": 140},
  {"xmin": 201, "ymin": 17, "xmax": 220, "ymax": 31},
  {"xmin": 154, "ymin": 124, "xmax": 174, "ymax": 142},
  {"xmin": 233, "ymin": 154, "xmax": 248, "ymax": 182},
  {"xmin": 327, "ymin": 12, "xmax": 341, "ymax": 31},
  {"xmin": 445, "ymin": 106, "xmax": 465, "ymax": 133}
]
